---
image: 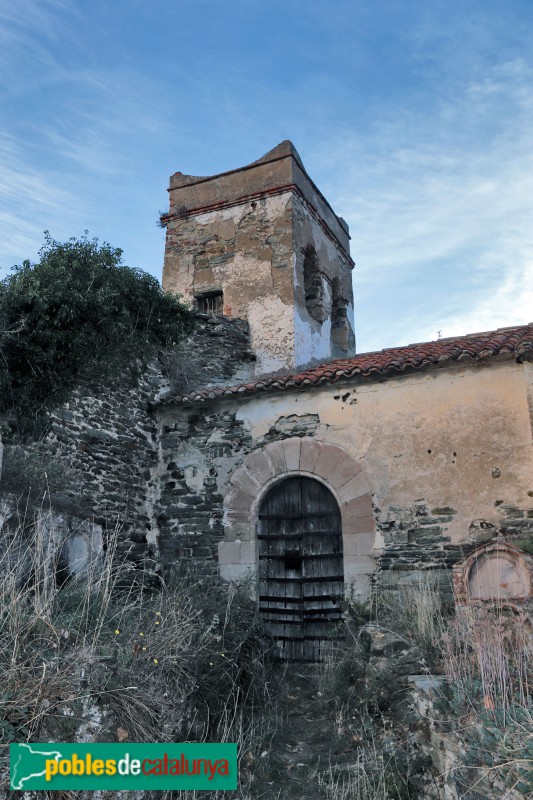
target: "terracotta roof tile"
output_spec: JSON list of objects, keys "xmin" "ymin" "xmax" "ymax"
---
[{"xmin": 159, "ymin": 323, "xmax": 533, "ymax": 406}]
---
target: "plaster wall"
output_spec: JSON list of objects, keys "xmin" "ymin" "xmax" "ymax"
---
[
  {"xmin": 292, "ymin": 193, "xmax": 355, "ymax": 363},
  {"xmin": 163, "ymin": 191, "xmax": 355, "ymax": 373},
  {"xmin": 156, "ymin": 358, "xmax": 533, "ymax": 600},
  {"xmin": 233, "ymin": 360, "xmax": 533, "ymax": 545},
  {"xmin": 163, "ymin": 192, "xmax": 297, "ymax": 374}
]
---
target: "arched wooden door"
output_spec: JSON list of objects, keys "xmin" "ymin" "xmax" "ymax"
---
[{"xmin": 258, "ymin": 476, "xmax": 344, "ymax": 660}]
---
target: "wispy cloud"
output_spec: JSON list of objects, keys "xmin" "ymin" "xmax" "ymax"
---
[
  {"xmin": 0, "ymin": 0, "xmax": 76, "ymax": 88},
  {"xmin": 321, "ymin": 58, "xmax": 533, "ymax": 351},
  {"xmin": 0, "ymin": 131, "xmax": 83, "ymax": 270}
]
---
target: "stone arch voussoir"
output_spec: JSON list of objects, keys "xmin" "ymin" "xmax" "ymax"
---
[{"xmin": 219, "ymin": 437, "xmax": 375, "ymax": 597}]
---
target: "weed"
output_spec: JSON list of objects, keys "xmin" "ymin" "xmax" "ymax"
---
[
  {"xmin": 373, "ymin": 572, "xmax": 448, "ymax": 669},
  {"xmin": 0, "ymin": 515, "xmax": 278, "ymax": 797},
  {"xmin": 515, "ymin": 537, "xmax": 533, "ymax": 556},
  {"xmin": 0, "ymin": 443, "xmax": 79, "ymax": 495}
]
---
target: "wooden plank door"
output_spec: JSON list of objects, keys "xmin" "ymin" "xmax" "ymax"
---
[{"xmin": 258, "ymin": 476, "xmax": 344, "ymax": 660}]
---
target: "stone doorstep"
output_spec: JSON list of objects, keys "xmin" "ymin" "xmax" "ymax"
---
[{"xmin": 407, "ymin": 674, "xmax": 446, "ymax": 694}]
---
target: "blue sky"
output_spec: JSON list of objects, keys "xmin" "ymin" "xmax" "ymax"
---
[{"xmin": 1, "ymin": 0, "xmax": 532, "ymax": 353}]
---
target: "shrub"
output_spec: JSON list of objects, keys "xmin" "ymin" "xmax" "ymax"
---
[
  {"xmin": 373, "ymin": 573, "xmax": 449, "ymax": 669},
  {"xmin": 0, "ymin": 233, "xmax": 194, "ymax": 436},
  {"xmin": 442, "ymin": 603, "xmax": 532, "ymax": 712},
  {"xmin": 0, "ymin": 443, "xmax": 79, "ymax": 495}
]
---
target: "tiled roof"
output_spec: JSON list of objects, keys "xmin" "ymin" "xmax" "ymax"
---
[{"xmin": 159, "ymin": 323, "xmax": 533, "ymax": 406}]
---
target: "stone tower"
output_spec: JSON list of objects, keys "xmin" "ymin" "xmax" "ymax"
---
[{"xmin": 161, "ymin": 141, "xmax": 355, "ymax": 375}]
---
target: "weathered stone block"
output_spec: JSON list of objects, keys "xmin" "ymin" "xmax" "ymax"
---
[
  {"xmin": 329, "ymin": 455, "xmax": 361, "ymax": 490},
  {"xmin": 218, "ymin": 540, "xmax": 241, "ymax": 565},
  {"xmin": 313, "ymin": 444, "xmax": 344, "ymax": 481},
  {"xmin": 230, "ymin": 466, "xmax": 261, "ymax": 496},
  {"xmin": 240, "ymin": 540, "xmax": 257, "ymax": 564},
  {"xmin": 339, "ymin": 473, "xmax": 372, "ymax": 503},
  {"xmin": 225, "ymin": 485, "xmax": 254, "ymax": 514},
  {"xmin": 299, "ymin": 437, "xmax": 322, "ymax": 474},
  {"xmin": 266, "ymin": 441, "xmax": 287, "ymax": 475},
  {"xmin": 243, "ymin": 449, "xmax": 276, "ymax": 486},
  {"xmin": 224, "ymin": 522, "xmax": 251, "ymax": 541},
  {"xmin": 219, "ymin": 563, "xmax": 256, "ymax": 585},
  {"xmin": 355, "ymin": 529, "xmax": 375, "ymax": 556},
  {"xmin": 344, "ymin": 515, "xmax": 375, "ymax": 538},
  {"xmin": 282, "ymin": 438, "xmax": 301, "ymax": 471},
  {"xmin": 343, "ymin": 533, "xmax": 358, "ymax": 556},
  {"xmin": 344, "ymin": 493, "xmax": 373, "ymax": 518},
  {"xmin": 344, "ymin": 555, "xmax": 374, "ymax": 576}
]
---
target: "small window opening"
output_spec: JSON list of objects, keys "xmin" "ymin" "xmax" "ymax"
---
[{"xmin": 196, "ymin": 291, "xmax": 223, "ymax": 315}]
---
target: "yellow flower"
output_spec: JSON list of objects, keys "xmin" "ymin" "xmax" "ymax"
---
[
  {"xmin": 142, "ymin": 647, "xmax": 147, "ymax": 651},
  {"xmin": 153, "ymin": 658, "xmax": 159, "ymax": 665},
  {"xmin": 114, "ymin": 629, "xmax": 120, "ymax": 635},
  {"xmin": 139, "ymin": 632, "xmax": 144, "ymax": 637},
  {"xmin": 155, "ymin": 621, "xmax": 160, "ymax": 626},
  {"xmin": 156, "ymin": 612, "xmax": 162, "ymax": 616}
]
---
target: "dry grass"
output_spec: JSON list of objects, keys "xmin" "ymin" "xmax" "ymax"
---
[
  {"xmin": 371, "ymin": 572, "xmax": 447, "ymax": 670},
  {"xmin": 0, "ymin": 511, "xmax": 278, "ymax": 798},
  {"xmin": 442, "ymin": 603, "xmax": 532, "ymax": 711}
]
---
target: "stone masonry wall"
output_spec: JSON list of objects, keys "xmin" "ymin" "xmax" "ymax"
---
[
  {"xmin": 374, "ymin": 498, "xmax": 533, "ymax": 603},
  {"xmin": 169, "ymin": 313, "xmax": 255, "ymax": 392},
  {"xmin": 157, "ymin": 404, "xmax": 321, "ymax": 576},
  {"xmin": 157, "ymin": 398, "xmax": 533, "ymax": 592},
  {"xmin": 1, "ymin": 315, "xmax": 253, "ymax": 576},
  {"xmin": 43, "ymin": 361, "xmax": 165, "ymax": 570}
]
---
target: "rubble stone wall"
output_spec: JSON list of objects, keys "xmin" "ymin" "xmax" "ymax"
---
[{"xmin": 0, "ymin": 315, "xmax": 252, "ymax": 576}]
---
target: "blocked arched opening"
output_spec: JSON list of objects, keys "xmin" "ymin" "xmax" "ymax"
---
[
  {"xmin": 258, "ymin": 476, "xmax": 343, "ymax": 660},
  {"xmin": 302, "ymin": 246, "xmax": 326, "ymax": 323},
  {"xmin": 453, "ymin": 542, "xmax": 533, "ymax": 604}
]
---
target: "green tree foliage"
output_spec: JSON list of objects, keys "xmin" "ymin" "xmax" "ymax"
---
[{"xmin": 0, "ymin": 233, "xmax": 193, "ymax": 436}]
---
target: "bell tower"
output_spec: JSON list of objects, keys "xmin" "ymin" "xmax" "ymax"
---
[{"xmin": 161, "ymin": 141, "xmax": 355, "ymax": 375}]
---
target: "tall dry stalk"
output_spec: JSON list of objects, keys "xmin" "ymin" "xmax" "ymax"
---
[{"xmin": 442, "ymin": 601, "xmax": 532, "ymax": 712}]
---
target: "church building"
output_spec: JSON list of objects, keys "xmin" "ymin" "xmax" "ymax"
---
[
  {"xmin": 157, "ymin": 141, "xmax": 533, "ymax": 659},
  {"xmin": 4, "ymin": 142, "xmax": 530, "ymax": 661}
]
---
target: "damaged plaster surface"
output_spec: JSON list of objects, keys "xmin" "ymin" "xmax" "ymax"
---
[
  {"xmin": 162, "ymin": 141, "xmax": 355, "ymax": 375},
  {"xmin": 232, "ymin": 360, "xmax": 533, "ymax": 543}
]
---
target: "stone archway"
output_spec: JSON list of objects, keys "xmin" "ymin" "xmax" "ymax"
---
[{"xmin": 218, "ymin": 437, "xmax": 375, "ymax": 599}]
